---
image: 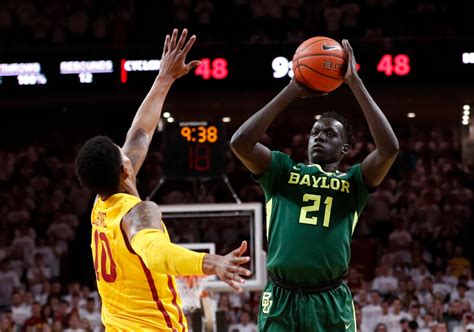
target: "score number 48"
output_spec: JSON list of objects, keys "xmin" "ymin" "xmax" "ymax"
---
[{"xmin": 195, "ymin": 58, "xmax": 228, "ymax": 80}]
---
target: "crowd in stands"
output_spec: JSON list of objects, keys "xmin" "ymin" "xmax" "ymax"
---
[
  {"xmin": 0, "ymin": 120, "xmax": 473, "ymax": 331},
  {"xmin": 0, "ymin": 0, "xmax": 472, "ymax": 329},
  {"xmin": 0, "ymin": 0, "xmax": 467, "ymax": 50}
]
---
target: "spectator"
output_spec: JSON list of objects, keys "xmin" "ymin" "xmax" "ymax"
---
[
  {"xmin": 0, "ymin": 260, "xmax": 20, "ymax": 311},
  {"xmin": 361, "ymin": 291, "xmax": 382, "ymax": 332},
  {"xmin": 374, "ymin": 322, "xmax": 388, "ymax": 332},
  {"xmin": 79, "ymin": 297, "xmax": 101, "ymax": 331},
  {"xmin": 372, "ymin": 264, "xmax": 398, "ymax": 296},
  {"xmin": 416, "ymin": 276, "xmax": 434, "ymax": 308},
  {"xmin": 445, "ymin": 300, "xmax": 464, "ymax": 331},
  {"xmin": 385, "ymin": 298, "xmax": 409, "ymax": 332},
  {"xmin": 26, "ymin": 254, "xmax": 51, "ymax": 297},
  {"xmin": 10, "ymin": 292, "xmax": 31, "ymax": 327},
  {"xmin": 407, "ymin": 304, "xmax": 424, "ymax": 328},
  {"xmin": 229, "ymin": 310, "xmax": 257, "ymax": 332},
  {"xmin": 22, "ymin": 301, "xmax": 46, "ymax": 331},
  {"xmin": 449, "ymin": 246, "xmax": 471, "ymax": 278}
]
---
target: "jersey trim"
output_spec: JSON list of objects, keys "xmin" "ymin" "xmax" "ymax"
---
[
  {"xmin": 137, "ymin": 256, "xmax": 174, "ymax": 330},
  {"xmin": 351, "ymin": 211, "xmax": 359, "ymax": 235},
  {"xmin": 120, "ymin": 219, "xmax": 184, "ymax": 331},
  {"xmin": 168, "ymin": 275, "xmax": 186, "ymax": 332},
  {"xmin": 265, "ymin": 199, "xmax": 273, "ymax": 239},
  {"xmin": 351, "ymin": 300, "xmax": 357, "ymax": 332},
  {"xmin": 307, "ymin": 164, "xmax": 340, "ymax": 176},
  {"xmin": 119, "ymin": 222, "xmax": 137, "ymax": 255}
]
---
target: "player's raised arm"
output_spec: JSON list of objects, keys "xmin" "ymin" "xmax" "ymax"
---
[
  {"xmin": 230, "ymin": 80, "xmax": 324, "ymax": 175},
  {"xmin": 122, "ymin": 201, "xmax": 251, "ymax": 292},
  {"xmin": 122, "ymin": 29, "xmax": 200, "ymax": 175},
  {"xmin": 342, "ymin": 39, "xmax": 399, "ymax": 188}
]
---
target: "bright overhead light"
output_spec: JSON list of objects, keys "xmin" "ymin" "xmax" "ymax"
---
[
  {"xmin": 407, "ymin": 112, "xmax": 416, "ymax": 118},
  {"xmin": 462, "ymin": 120, "xmax": 469, "ymax": 126},
  {"xmin": 167, "ymin": 117, "xmax": 174, "ymax": 123},
  {"xmin": 463, "ymin": 110, "xmax": 470, "ymax": 116},
  {"xmin": 463, "ymin": 105, "xmax": 471, "ymax": 111},
  {"xmin": 222, "ymin": 117, "xmax": 231, "ymax": 123},
  {"xmin": 463, "ymin": 115, "xmax": 469, "ymax": 121},
  {"xmin": 163, "ymin": 112, "xmax": 171, "ymax": 118}
]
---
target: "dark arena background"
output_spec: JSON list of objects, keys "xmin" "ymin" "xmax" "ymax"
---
[{"xmin": 1, "ymin": 1, "xmax": 474, "ymax": 331}]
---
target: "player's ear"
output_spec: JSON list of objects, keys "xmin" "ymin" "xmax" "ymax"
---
[
  {"xmin": 121, "ymin": 162, "xmax": 133, "ymax": 179},
  {"xmin": 342, "ymin": 144, "xmax": 350, "ymax": 155}
]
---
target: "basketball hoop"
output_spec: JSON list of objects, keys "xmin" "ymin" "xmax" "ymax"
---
[{"xmin": 175, "ymin": 275, "xmax": 210, "ymax": 313}]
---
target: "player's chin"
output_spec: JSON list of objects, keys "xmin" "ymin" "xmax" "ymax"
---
[{"xmin": 309, "ymin": 152, "xmax": 325, "ymax": 164}]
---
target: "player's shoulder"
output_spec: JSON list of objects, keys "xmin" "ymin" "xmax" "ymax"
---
[
  {"xmin": 124, "ymin": 200, "xmax": 161, "ymax": 221},
  {"xmin": 345, "ymin": 163, "xmax": 362, "ymax": 177},
  {"xmin": 271, "ymin": 150, "xmax": 297, "ymax": 166},
  {"xmin": 122, "ymin": 200, "xmax": 163, "ymax": 237}
]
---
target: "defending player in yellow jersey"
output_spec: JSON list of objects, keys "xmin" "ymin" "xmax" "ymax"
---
[{"xmin": 75, "ymin": 29, "xmax": 251, "ymax": 331}]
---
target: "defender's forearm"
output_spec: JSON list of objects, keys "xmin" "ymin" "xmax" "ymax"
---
[
  {"xmin": 131, "ymin": 229, "xmax": 205, "ymax": 275},
  {"xmin": 127, "ymin": 76, "xmax": 174, "ymax": 138}
]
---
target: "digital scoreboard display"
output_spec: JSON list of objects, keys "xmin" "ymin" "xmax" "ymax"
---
[{"xmin": 1, "ymin": 40, "xmax": 473, "ymax": 96}]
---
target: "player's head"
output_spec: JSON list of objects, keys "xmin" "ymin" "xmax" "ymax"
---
[
  {"xmin": 75, "ymin": 136, "xmax": 133, "ymax": 197},
  {"xmin": 308, "ymin": 111, "xmax": 353, "ymax": 165}
]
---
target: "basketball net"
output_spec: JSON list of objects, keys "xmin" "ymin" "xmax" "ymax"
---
[{"xmin": 175, "ymin": 275, "xmax": 210, "ymax": 313}]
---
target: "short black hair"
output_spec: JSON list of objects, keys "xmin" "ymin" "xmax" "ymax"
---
[
  {"xmin": 75, "ymin": 136, "xmax": 122, "ymax": 196},
  {"xmin": 319, "ymin": 111, "xmax": 354, "ymax": 146}
]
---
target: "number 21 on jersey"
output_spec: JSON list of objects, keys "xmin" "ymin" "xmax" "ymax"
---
[{"xmin": 299, "ymin": 194, "xmax": 334, "ymax": 227}]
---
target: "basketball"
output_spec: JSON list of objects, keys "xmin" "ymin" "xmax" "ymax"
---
[{"xmin": 292, "ymin": 37, "xmax": 347, "ymax": 92}]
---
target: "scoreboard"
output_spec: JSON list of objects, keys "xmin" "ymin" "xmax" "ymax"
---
[{"xmin": 1, "ymin": 39, "xmax": 473, "ymax": 97}]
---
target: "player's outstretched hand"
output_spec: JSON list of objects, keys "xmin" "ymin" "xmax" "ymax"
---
[
  {"xmin": 342, "ymin": 39, "xmax": 360, "ymax": 85},
  {"xmin": 202, "ymin": 241, "xmax": 251, "ymax": 293},
  {"xmin": 158, "ymin": 28, "xmax": 201, "ymax": 80},
  {"xmin": 288, "ymin": 79, "xmax": 327, "ymax": 99}
]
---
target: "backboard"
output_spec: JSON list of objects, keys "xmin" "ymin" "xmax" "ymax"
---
[{"xmin": 161, "ymin": 203, "xmax": 266, "ymax": 292}]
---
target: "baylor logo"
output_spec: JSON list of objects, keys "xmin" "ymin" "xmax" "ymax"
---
[{"xmin": 262, "ymin": 292, "xmax": 273, "ymax": 314}]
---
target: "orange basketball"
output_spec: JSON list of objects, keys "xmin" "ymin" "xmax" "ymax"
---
[{"xmin": 292, "ymin": 37, "xmax": 347, "ymax": 92}]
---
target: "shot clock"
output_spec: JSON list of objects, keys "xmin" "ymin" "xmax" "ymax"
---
[{"xmin": 163, "ymin": 121, "xmax": 226, "ymax": 179}]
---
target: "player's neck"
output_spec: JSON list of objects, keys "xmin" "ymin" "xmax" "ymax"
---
[{"xmin": 310, "ymin": 160, "xmax": 339, "ymax": 173}]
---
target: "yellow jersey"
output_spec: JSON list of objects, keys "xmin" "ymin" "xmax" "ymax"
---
[{"xmin": 91, "ymin": 193, "xmax": 187, "ymax": 331}]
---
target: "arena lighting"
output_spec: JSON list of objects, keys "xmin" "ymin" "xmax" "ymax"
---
[
  {"xmin": 462, "ymin": 120, "xmax": 469, "ymax": 126},
  {"xmin": 464, "ymin": 110, "xmax": 471, "ymax": 116},
  {"xmin": 407, "ymin": 112, "xmax": 416, "ymax": 118},
  {"xmin": 167, "ymin": 117, "xmax": 175, "ymax": 123},
  {"xmin": 222, "ymin": 117, "xmax": 231, "ymax": 123},
  {"xmin": 464, "ymin": 105, "xmax": 471, "ymax": 111},
  {"xmin": 463, "ymin": 115, "xmax": 470, "ymax": 121},
  {"xmin": 163, "ymin": 112, "xmax": 171, "ymax": 118},
  {"xmin": 463, "ymin": 52, "xmax": 474, "ymax": 64}
]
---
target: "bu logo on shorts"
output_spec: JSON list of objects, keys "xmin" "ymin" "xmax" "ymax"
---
[{"xmin": 261, "ymin": 292, "xmax": 273, "ymax": 314}]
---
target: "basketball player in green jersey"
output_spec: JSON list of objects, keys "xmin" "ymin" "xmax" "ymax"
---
[{"xmin": 231, "ymin": 40, "xmax": 399, "ymax": 331}]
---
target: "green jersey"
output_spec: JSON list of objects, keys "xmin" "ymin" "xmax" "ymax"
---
[{"xmin": 256, "ymin": 151, "xmax": 370, "ymax": 284}]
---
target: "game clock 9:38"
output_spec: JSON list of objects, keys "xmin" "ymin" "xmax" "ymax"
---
[
  {"xmin": 180, "ymin": 125, "xmax": 218, "ymax": 143},
  {"xmin": 163, "ymin": 121, "xmax": 226, "ymax": 179}
]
